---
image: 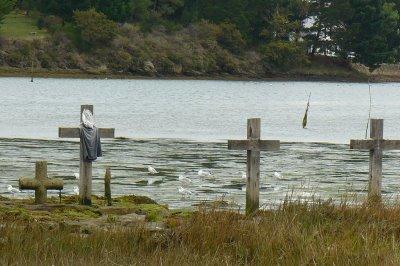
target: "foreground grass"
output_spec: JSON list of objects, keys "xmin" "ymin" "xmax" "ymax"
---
[
  {"xmin": 0, "ymin": 11, "xmax": 48, "ymax": 40},
  {"xmin": 2, "ymin": 198, "xmax": 400, "ymax": 265}
]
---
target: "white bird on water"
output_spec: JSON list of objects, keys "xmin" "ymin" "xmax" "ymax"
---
[
  {"xmin": 147, "ymin": 178, "xmax": 159, "ymax": 185},
  {"xmin": 178, "ymin": 175, "xmax": 191, "ymax": 185},
  {"xmin": 241, "ymin": 172, "xmax": 247, "ymax": 179},
  {"xmin": 273, "ymin": 172, "xmax": 283, "ymax": 180},
  {"xmin": 198, "ymin": 170, "xmax": 212, "ymax": 177},
  {"xmin": 148, "ymin": 166, "xmax": 158, "ymax": 174},
  {"xmin": 73, "ymin": 186, "xmax": 79, "ymax": 195},
  {"xmin": 178, "ymin": 187, "xmax": 193, "ymax": 197},
  {"xmin": 74, "ymin": 173, "xmax": 79, "ymax": 179},
  {"xmin": 7, "ymin": 185, "xmax": 20, "ymax": 194}
]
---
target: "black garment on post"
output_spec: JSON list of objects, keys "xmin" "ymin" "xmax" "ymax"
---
[{"xmin": 80, "ymin": 125, "xmax": 102, "ymax": 162}]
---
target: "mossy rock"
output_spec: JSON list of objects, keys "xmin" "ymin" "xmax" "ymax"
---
[
  {"xmin": 114, "ymin": 195, "xmax": 157, "ymax": 205},
  {"xmin": 133, "ymin": 204, "xmax": 169, "ymax": 222}
]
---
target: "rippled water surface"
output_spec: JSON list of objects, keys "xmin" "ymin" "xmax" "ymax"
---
[{"xmin": 1, "ymin": 78, "xmax": 400, "ymax": 208}]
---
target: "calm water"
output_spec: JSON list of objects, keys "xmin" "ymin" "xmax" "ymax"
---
[{"xmin": 1, "ymin": 77, "xmax": 400, "ymax": 208}]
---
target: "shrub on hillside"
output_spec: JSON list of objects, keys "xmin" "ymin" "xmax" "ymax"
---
[
  {"xmin": 217, "ymin": 22, "xmax": 246, "ymax": 55},
  {"xmin": 41, "ymin": 15, "xmax": 63, "ymax": 33},
  {"xmin": 73, "ymin": 9, "xmax": 117, "ymax": 49},
  {"xmin": 260, "ymin": 41, "xmax": 308, "ymax": 71}
]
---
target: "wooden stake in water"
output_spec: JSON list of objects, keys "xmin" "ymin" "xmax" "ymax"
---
[
  {"xmin": 105, "ymin": 167, "xmax": 112, "ymax": 206},
  {"xmin": 228, "ymin": 118, "xmax": 280, "ymax": 214},
  {"xmin": 302, "ymin": 92, "xmax": 311, "ymax": 129},
  {"xmin": 58, "ymin": 105, "xmax": 115, "ymax": 205},
  {"xmin": 350, "ymin": 119, "xmax": 400, "ymax": 200}
]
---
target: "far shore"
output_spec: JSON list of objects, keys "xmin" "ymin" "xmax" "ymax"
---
[{"xmin": 2, "ymin": 66, "xmax": 398, "ymax": 83}]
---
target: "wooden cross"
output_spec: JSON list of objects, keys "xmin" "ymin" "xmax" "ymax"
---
[
  {"xmin": 19, "ymin": 161, "xmax": 64, "ymax": 204},
  {"xmin": 228, "ymin": 118, "xmax": 280, "ymax": 214},
  {"xmin": 58, "ymin": 105, "xmax": 115, "ymax": 205},
  {"xmin": 350, "ymin": 118, "xmax": 400, "ymax": 200}
]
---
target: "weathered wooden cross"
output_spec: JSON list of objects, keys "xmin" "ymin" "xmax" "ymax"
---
[
  {"xmin": 350, "ymin": 119, "xmax": 400, "ymax": 200},
  {"xmin": 228, "ymin": 118, "xmax": 280, "ymax": 214},
  {"xmin": 19, "ymin": 161, "xmax": 64, "ymax": 204},
  {"xmin": 59, "ymin": 105, "xmax": 115, "ymax": 205}
]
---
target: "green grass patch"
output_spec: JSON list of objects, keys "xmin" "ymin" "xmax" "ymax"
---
[{"xmin": 0, "ymin": 11, "xmax": 48, "ymax": 40}]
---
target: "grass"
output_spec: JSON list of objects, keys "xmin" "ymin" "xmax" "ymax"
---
[
  {"xmin": 2, "ymin": 197, "xmax": 400, "ymax": 264},
  {"xmin": 0, "ymin": 11, "xmax": 48, "ymax": 40}
]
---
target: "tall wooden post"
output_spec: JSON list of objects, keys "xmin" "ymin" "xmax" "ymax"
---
[
  {"xmin": 369, "ymin": 119, "xmax": 383, "ymax": 198},
  {"xmin": 350, "ymin": 118, "xmax": 400, "ymax": 201},
  {"xmin": 80, "ymin": 105, "xmax": 93, "ymax": 205},
  {"xmin": 59, "ymin": 105, "xmax": 115, "ymax": 206},
  {"xmin": 246, "ymin": 118, "xmax": 261, "ymax": 213},
  {"xmin": 228, "ymin": 118, "xmax": 280, "ymax": 215}
]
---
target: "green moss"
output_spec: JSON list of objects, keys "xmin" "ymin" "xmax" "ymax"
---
[
  {"xmin": 114, "ymin": 195, "xmax": 158, "ymax": 205},
  {"xmin": 133, "ymin": 204, "xmax": 169, "ymax": 222},
  {"xmin": 53, "ymin": 207, "xmax": 101, "ymax": 220}
]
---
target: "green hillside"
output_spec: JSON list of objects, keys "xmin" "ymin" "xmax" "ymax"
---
[{"xmin": 0, "ymin": 11, "xmax": 48, "ymax": 40}]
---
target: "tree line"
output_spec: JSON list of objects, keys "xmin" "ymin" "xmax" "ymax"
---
[{"xmin": 1, "ymin": 0, "xmax": 400, "ymax": 72}]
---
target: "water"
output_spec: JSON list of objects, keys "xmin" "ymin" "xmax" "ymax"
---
[{"xmin": 1, "ymin": 77, "xmax": 400, "ymax": 208}]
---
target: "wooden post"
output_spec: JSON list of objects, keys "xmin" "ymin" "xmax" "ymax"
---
[
  {"xmin": 19, "ymin": 161, "xmax": 64, "ymax": 204},
  {"xmin": 369, "ymin": 119, "xmax": 383, "ymax": 199},
  {"xmin": 228, "ymin": 118, "xmax": 280, "ymax": 215},
  {"xmin": 246, "ymin": 118, "xmax": 261, "ymax": 214},
  {"xmin": 58, "ymin": 105, "xmax": 115, "ymax": 206},
  {"xmin": 349, "ymin": 118, "xmax": 400, "ymax": 201},
  {"xmin": 105, "ymin": 167, "xmax": 112, "ymax": 206},
  {"xmin": 80, "ymin": 105, "xmax": 93, "ymax": 205}
]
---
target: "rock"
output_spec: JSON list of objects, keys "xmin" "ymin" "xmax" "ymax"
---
[
  {"xmin": 99, "ymin": 206, "xmax": 137, "ymax": 216},
  {"xmin": 119, "ymin": 213, "xmax": 146, "ymax": 226},
  {"xmin": 143, "ymin": 61, "xmax": 156, "ymax": 74}
]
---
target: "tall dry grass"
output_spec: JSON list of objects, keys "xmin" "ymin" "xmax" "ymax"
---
[{"xmin": 2, "ymin": 200, "xmax": 400, "ymax": 265}]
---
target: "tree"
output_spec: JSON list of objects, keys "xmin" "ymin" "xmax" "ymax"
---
[
  {"xmin": 32, "ymin": 0, "xmax": 91, "ymax": 20},
  {"xmin": 0, "ymin": 0, "xmax": 15, "ymax": 25},
  {"xmin": 330, "ymin": 0, "xmax": 400, "ymax": 70},
  {"xmin": 73, "ymin": 8, "xmax": 117, "ymax": 49}
]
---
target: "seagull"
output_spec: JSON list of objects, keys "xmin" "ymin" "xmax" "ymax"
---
[
  {"xmin": 241, "ymin": 172, "xmax": 247, "ymax": 179},
  {"xmin": 198, "ymin": 170, "xmax": 212, "ymax": 177},
  {"xmin": 273, "ymin": 172, "xmax": 283, "ymax": 180},
  {"xmin": 73, "ymin": 173, "xmax": 79, "ymax": 179},
  {"xmin": 7, "ymin": 185, "xmax": 20, "ymax": 194},
  {"xmin": 73, "ymin": 186, "xmax": 79, "ymax": 195},
  {"xmin": 147, "ymin": 178, "xmax": 158, "ymax": 185},
  {"xmin": 178, "ymin": 175, "xmax": 191, "ymax": 185},
  {"xmin": 178, "ymin": 187, "xmax": 193, "ymax": 197},
  {"xmin": 148, "ymin": 166, "xmax": 158, "ymax": 174}
]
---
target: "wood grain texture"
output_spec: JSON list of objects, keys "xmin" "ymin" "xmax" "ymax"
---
[
  {"xmin": 59, "ymin": 127, "xmax": 115, "ymax": 138},
  {"xmin": 350, "ymin": 139, "xmax": 400, "ymax": 150},
  {"xmin": 369, "ymin": 119, "xmax": 383, "ymax": 199},
  {"xmin": 228, "ymin": 140, "xmax": 280, "ymax": 151},
  {"xmin": 105, "ymin": 167, "xmax": 112, "ymax": 206},
  {"xmin": 246, "ymin": 118, "xmax": 261, "ymax": 215}
]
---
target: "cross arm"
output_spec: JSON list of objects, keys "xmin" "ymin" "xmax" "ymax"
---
[
  {"xmin": 59, "ymin": 127, "xmax": 115, "ymax": 138},
  {"xmin": 228, "ymin": 139, "xmax": 280, "ymax": 151},
  {"xmin": 350, "ymin": 139, "xmax": 400, "ymax": 150},
  {"xmin": 19, "ymin": 177, "xmax": 64, "ymax": 190}
]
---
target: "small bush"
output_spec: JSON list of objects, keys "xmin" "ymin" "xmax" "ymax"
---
[
  {"xmin": 217, "ymin": 22, "xmax": 246, "ymax": 55},
  {"xmin": 73, "ymin": 8, "xmax": 117, "ymax": 49},
  {"xmin": 260, "ymin": 40, "xmax": 308, "ymax": 71}
]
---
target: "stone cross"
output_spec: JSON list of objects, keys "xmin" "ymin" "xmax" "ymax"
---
[
  {"xmin": 350, "ymin": 118, "xmax": 400, "ymax": 200},
  {"xmin": 19, "ymin": 161, "xmax": 64, "ymax": 204},
  {"xmin": 58, "ymin": 105, "xmax": 115, "ymax": 205},
  {"xmin": 228, "ymin": 118, "xmax": 280, "ymax": 214}
]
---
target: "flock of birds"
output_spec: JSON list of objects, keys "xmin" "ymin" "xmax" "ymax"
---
[{"xmin": 5, "ymin": 166, "xmax": 284, "ymax": 199}]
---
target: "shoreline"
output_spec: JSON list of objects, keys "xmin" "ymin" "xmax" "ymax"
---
[{"xmin": 1, "ymin": 66, "xmax": 396, "ymax": 83}]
